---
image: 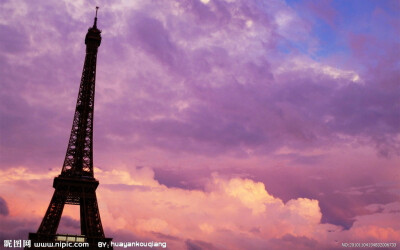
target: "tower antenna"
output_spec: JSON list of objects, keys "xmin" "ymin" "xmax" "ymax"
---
[{"xmin": 94, "ymin": 6, "xmax": 99, "ymax": 28}]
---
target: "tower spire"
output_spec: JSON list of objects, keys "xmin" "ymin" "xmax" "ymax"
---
[{"xmin": 94, "ymin": 6, "xmax": 99, "ymax": 28}]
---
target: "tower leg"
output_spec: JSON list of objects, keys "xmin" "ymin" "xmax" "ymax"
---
[
  {"xmin": 37, "ymin": 188, "xmax": 67, "ymax": 235},
  {"xmin": 81, "ymin": 189, "xmax": 105, "ymax": 239}
]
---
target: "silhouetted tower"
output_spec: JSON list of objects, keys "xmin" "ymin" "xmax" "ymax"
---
[{"xmin": 28, "ymin": 7, "xmax": 112, "ymax": 249}]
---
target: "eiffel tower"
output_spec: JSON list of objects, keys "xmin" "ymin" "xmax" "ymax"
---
[{"xmin": 28, "ymin": 7, "xmax": 112, "ymax": 249}]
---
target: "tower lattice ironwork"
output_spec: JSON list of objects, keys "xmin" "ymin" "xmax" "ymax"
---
[{"xmin": 28, "ymin": 7, "xmax": 112, "ymax": 249}]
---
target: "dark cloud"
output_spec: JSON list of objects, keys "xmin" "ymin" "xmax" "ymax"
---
[
  {"xmin": 57, "ymin": 216, "xmax": 80, "ymax": 234},
  {"xmin": 185, "ymin": 239, "xmax": 218, "ymax": 250},
  {"xmin": 154, "ymin": 167, "xmax": 210, "ymax": 190},
  {"xmin": 0, "ymin": 217, "xmax": 38, "ymax": 242},
  {"xmin": 269, "ymin": 234, "xmax": 320, "ymax": 250},
  {"xmin": 0, "ymin": 196, "xmax": 9, "ymax": 216},
  {"xmin": 129, "ymin": 12, "xmax": 178, "ymax": 66}
]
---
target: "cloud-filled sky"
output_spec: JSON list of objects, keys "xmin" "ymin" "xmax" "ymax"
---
[{"xmin": 0, "ymin": 0, "xmax": 399, "ymax": 249}]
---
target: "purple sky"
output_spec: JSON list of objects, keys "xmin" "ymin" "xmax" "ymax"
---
[{"xmin": 0, "ymin": 0, "xmax": 399, "ymax": 249}]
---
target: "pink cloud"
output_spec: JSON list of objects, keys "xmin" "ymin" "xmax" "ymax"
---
[{"xmin": 1, "ymin": 166, "xmax": 399, "ymax": 249}]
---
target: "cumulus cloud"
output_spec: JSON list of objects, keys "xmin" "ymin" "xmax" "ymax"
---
[
  {"xmin": 2, "ymin": 166, "xmax": 398, "ymax": 249},
  {"xmin": 94, "ymin": 168, "xmax": 400, "ymax": 249}
]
